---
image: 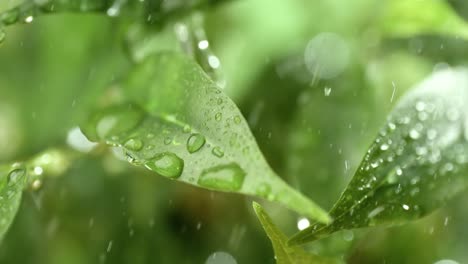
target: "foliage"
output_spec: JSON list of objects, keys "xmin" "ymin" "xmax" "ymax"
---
[{"xmin": 1, "ymin": 0, "xmax": 468, "ymax": 263}]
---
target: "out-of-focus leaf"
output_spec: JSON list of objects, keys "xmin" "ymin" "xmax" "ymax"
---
[
  {"xmin": 252, "ymin": 202, "xmax": 341, "ymax": 264},
  {"xmin": 290, "ymin": 68, "xmax": 468, "ymax": 245},
  {"xmin": 0, "ymin": 165, "xmax": 27, "ymax": 240},
  {"xmin": 81, "ymin": 52, "xmax": 330, "ymax": 223},
  {"xmin": 0, "ymin": 0, "xmax": 231, "ymax": 30},
  {"xmin": 379, "ymin": 0, "xmax": 468, "ymax": 39}
]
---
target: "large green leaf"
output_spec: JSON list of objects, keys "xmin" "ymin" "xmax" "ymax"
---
[
  {"xmin": 252, "ymin": 202, "xmax": 341, "ymax": 264},
  {"xmin": 378, "ymin": 0, "xmax": 468, "ymax": 39},
  {"xmin": 81, "ymin": 52, "xmax": 330, "ymax": 223},
  {"xmin": 289, "ymin": 68, "xmax": 468, "ymax": 245},
  {"xmin": 0, "ymin": 165, "xmax": 27, "ymax": 240}
]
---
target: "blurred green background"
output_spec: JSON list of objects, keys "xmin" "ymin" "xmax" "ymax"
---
[{"xmin": 1, "ymin": 0, "xmax": 468, "ymax": 263}]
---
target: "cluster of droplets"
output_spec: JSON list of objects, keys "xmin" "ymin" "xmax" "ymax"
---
[
  {"xmin": 339, "ymin": 93, "xmax": 468, "ymax": 229},
  {"xmin": 85, "ymin": 103, "xmax": 252, "ymax": 192}
]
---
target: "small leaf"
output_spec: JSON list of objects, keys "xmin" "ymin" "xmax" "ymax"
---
[
  {"xmin": 378, "ymin": 0, "xmax": 468, "ymax": 39},
  {"xmin": 81, "ymin": 52, "xmax": 330, "ymax": 223},
  {"xmin": 0, "ymin": 165, "xmax": 27, "ymax": 240},
  {"xmin": 290, "ymin": 68, "xmax": 468, "ymax": 245},
  {"xmin": 252, "ymin": 202, "xmax": 341, "ymax": 264}
]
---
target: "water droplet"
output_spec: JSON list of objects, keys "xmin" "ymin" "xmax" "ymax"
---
[
  {"xmin": 163, "ymin": 137, "xmax": 172, "ymax": 145},
  {"xmin": 7, "ymin": 168, "xmax": 26, "ymax": 187},
  {"xmin": 416, "ymin": 146, "xmax": 428, "ymax": 156},
  {"xmin": 124, "ymin": 138, "xmax": 143, "ymax": 151},
  {"xmin": 212, "ymin": 147, "xmax": 224, "ymax": 158},
  {"xmin": 415, "ymin": 101, "xmax": 425, "ymax": 111},
  {"xmin": 205, "ymin": 251, "xmax": 237, "ymax": 264},
  {"xmin": 409, "ymin": 129, "xmax": 420, "ymax": 139},
  {"xmin": 368, "ymin": 206, "xmax": 385, "ymax": 218},
  {"xmin": 187, "ymin": 133, "xmax": 206, "ymax": 153},
  {"xmin": 198, "ymin": 40, "xmax": 209, "ymax": 50},
  {"xmin": 434, "ymin": 259, "xmax": 459, "ymax": 264},
  {"xmin": 342, "ymin": 230, "xmax": 354, "ymax": 241},
  {"xmin": 31, "ymin": 179, "xmax": 42, "ymax": 190},
  {"xmin": 427, "ymin": 129, "xmax": 437, "ymax": 140},
  {"xmin": 402, "ymin": 204, "xmax": 410, "ymax": 210},
  {"xmin": 324, "ymin": 87, "xmax": 332, "ymax": 96},
  {"xmin": 82, "ymin": 105, "xmax": 144, "ymax": 142},
  {"xmin": 380, "ymin": 144, "xmax": 389, "ymax": 151},
  {"xmin": 198, "ymin": 163, "xmax": 246, "ymax": 191},
  {"xmin": 388, "ymin": 122, "xmax": 396, "ymax": 130},
  {"xmin": 2, "ymin": 8, "xmax": 19, "ymax": 25},
  {"xmin": 145, "ymin": 152, "xmax": 184, "ymax": 179},
  {"xmin": 183, "ymin": 125, "xmax": 191, "ymax": 133},
  {"xmin": 24, "ymin": 15, "xmax": 34, "ymax": 23},
  {"xmin": 255, "ymin": 183, "xmax": 271, "ymax": 198},
  {"xmin": 215, "ymin": 112, "xmax": 222, "ymax": 121},
  {"xmin": 297, "ymin": 217, "xmax": 310, "ymax": 230},
  {"xmin": 396, "ymin": 167, "xmax": 403, "ymax": 176},
  {"xmin": 233, "ymin": 116, "xmax": 241, "ymax": 124}
]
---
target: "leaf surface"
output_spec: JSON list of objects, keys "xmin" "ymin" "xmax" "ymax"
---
[
  {"xmin": 82, "ymin": 52, "xmax": 330, "ymax": 223},
  {"xmin": 290, "ymin": 68, "xmax": 468, "ymax": 244}
]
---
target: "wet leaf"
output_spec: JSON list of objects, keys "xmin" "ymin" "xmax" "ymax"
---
[
  {"xmin": 290, "ymin": 68, "xmax": 468, "ymax": 245},
  {"xmin": 81, "ymin": 52, "xmax": 330, "ymax": 223},
  {"xmin": 379, "ymin": 0, "xmax": 468, "ymax": 39},
  {"xmin": 252, "ymin": 202, "xmax": 341, "ymax": 264},
  {"xmin": 0, "ymin": 165, "xmax": 27, "ymax": 240}
]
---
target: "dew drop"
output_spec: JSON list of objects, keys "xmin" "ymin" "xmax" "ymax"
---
[
  {"xmin": 144, "ymin": 152, "xmax": 184, "ymax": 179},
  {"xmin": 402, "ymin": 204, "xmax": 410, "ymax": 210},
  {"xmin": 215, "ymin": 112, "xmax": 222, "ymax": 121},
  {"xmin": 198, "ymin": 163, "xmax": 246, "ymax": 191},
  {"xmin": 233, "ymin": 116, "xmax": 241, "ymax": 124},
  {"xmin": 187, "ymin": 133, "xmax": 206, "ymax": 153},
  {"xmin": 124, "ymin": 138, "xmax": 143, "ymax": 151},
  {"xmin": 324, "ymin": 87, "xmax": 332, "ymax": 96},
  {"xmin": 212, "ymin": 147, "xmax": 224, "ymax": 158}
]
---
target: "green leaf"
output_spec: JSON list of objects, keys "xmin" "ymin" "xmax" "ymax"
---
[
  {"xmin": 81, "ymin": 52, "xmax": 330, "ymax": 223},
  {"xmin": 252, "ymin": 202, "xmax": 341, "ymax": 264},
  {"xmin": 289, "ymin": 68, "xmax": 468, "ymax": 245},
  {"xmin": 0, "ymin": 165, "xmax": 27, "ymax": 240},
  {"xmin": 378, "ymin": 0, "xmax": 468, "ymax": 39},
  {"xmin": 0, "ymin": 0, "xmax": 232, "ymax": 29}
]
